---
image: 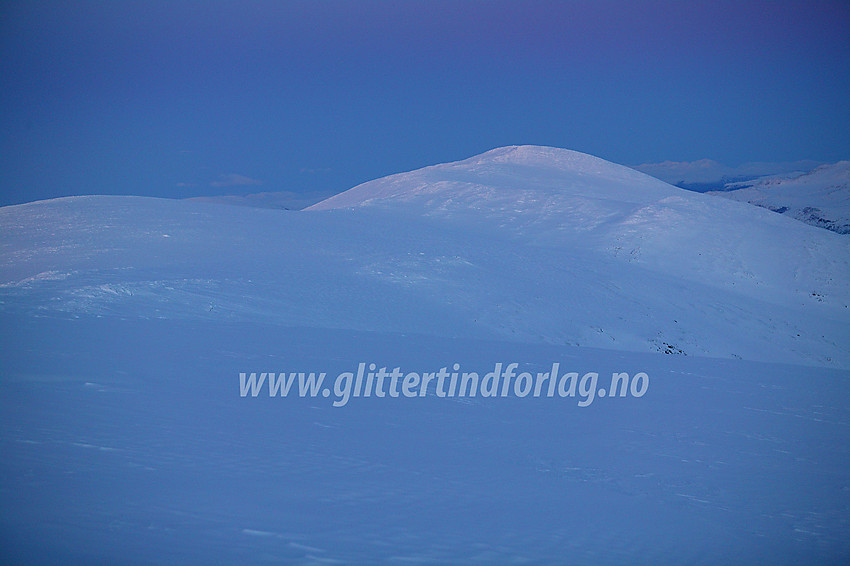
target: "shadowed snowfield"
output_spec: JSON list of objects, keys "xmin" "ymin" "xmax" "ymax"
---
[{"xmin": 2, "ymin": 146, "xmax": 849, "ymax": 564}]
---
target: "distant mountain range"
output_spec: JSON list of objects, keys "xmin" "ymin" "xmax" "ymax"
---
[
  {"xmin": 706, "ymin": 162, "xmax": 850, "ymax": 235},
  {"xmin": 632, "ymin": 158, "xmax": 823, "ymax": 192},
  {"xmin": 634, "ymin": 158, "xmax": 849, "ymax": 234}
]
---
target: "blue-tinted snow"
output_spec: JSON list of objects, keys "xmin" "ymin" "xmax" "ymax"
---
[
  {"xmin": 1, "ymin": 146, "xmax": 849, "ymax": 564},
  {"xmin": 2, "ymin": 317, "xmax": 849, "ymax": 564}
]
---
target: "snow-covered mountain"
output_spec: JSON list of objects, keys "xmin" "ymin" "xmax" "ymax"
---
[
  {"xmin": 3, "ymin": 146, "xmax": 848, "ymax": 367},
  {"xmin": 2, "ymin": 146, "xmax": 850, "ymax": 564},
  {"xmin": 308, "ymin": 145, "xmax": 849, "ymax": 367},
  {"xmin": 708, "ymin": 161, "xmax": 850, "ymax": 235}
]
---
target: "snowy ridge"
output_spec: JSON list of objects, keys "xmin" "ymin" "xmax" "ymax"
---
[
  {"xmin": 709, "ymin": 161, "xmax": 850, "ymax": 234},
  {"xmin": 309, "ymin": 145, "xmax": 680, "ymax": 209},
  {"xmin": 309, "ymin": 146, "xmax": 849, "ymax": 342},
  {"xmin": 2, "ymin": 147, "xmax": 849, "ymax": 368}
]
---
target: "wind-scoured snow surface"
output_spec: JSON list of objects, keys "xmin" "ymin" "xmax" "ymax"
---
[
  {"xmin": 709, "ymin": 161, "xmax": 850, "ymax": 235},
  {"xmin": 2, "ymin": 146, "xmax": 850, "ymax": 564}
]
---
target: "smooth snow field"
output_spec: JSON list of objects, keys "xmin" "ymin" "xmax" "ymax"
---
[{"xmin": 2, "ymin": 146, "xmax": 849, "ymax": 564}]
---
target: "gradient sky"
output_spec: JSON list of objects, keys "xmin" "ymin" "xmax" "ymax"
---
[{"xmin": 1, "ymin": 0, "xmax": 849, "ymax": 205}]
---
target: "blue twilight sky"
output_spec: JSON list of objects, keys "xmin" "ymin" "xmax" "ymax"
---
[{"xmin": 1, "ymin": 0, "xmax": 849, "ymax": 205}]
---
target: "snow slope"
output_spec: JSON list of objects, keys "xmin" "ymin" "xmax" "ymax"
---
[
  {"xmin": 2, "ymin": 189, "xmax": 848, "ymax": 367},
  {"xmin": 2, "ymin": 317, "xmax": 849, "ymax": 565},
  {"xmin": 309, "ymin": 145, "xmax": 849, "ymax": 367},
  {"xmin": 2, "ymin": 145, "xmax": 850, "ymax": 564},
  {"xmin": 709, "ymin": 161, "xmax": 850, "ymax": 235}
]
